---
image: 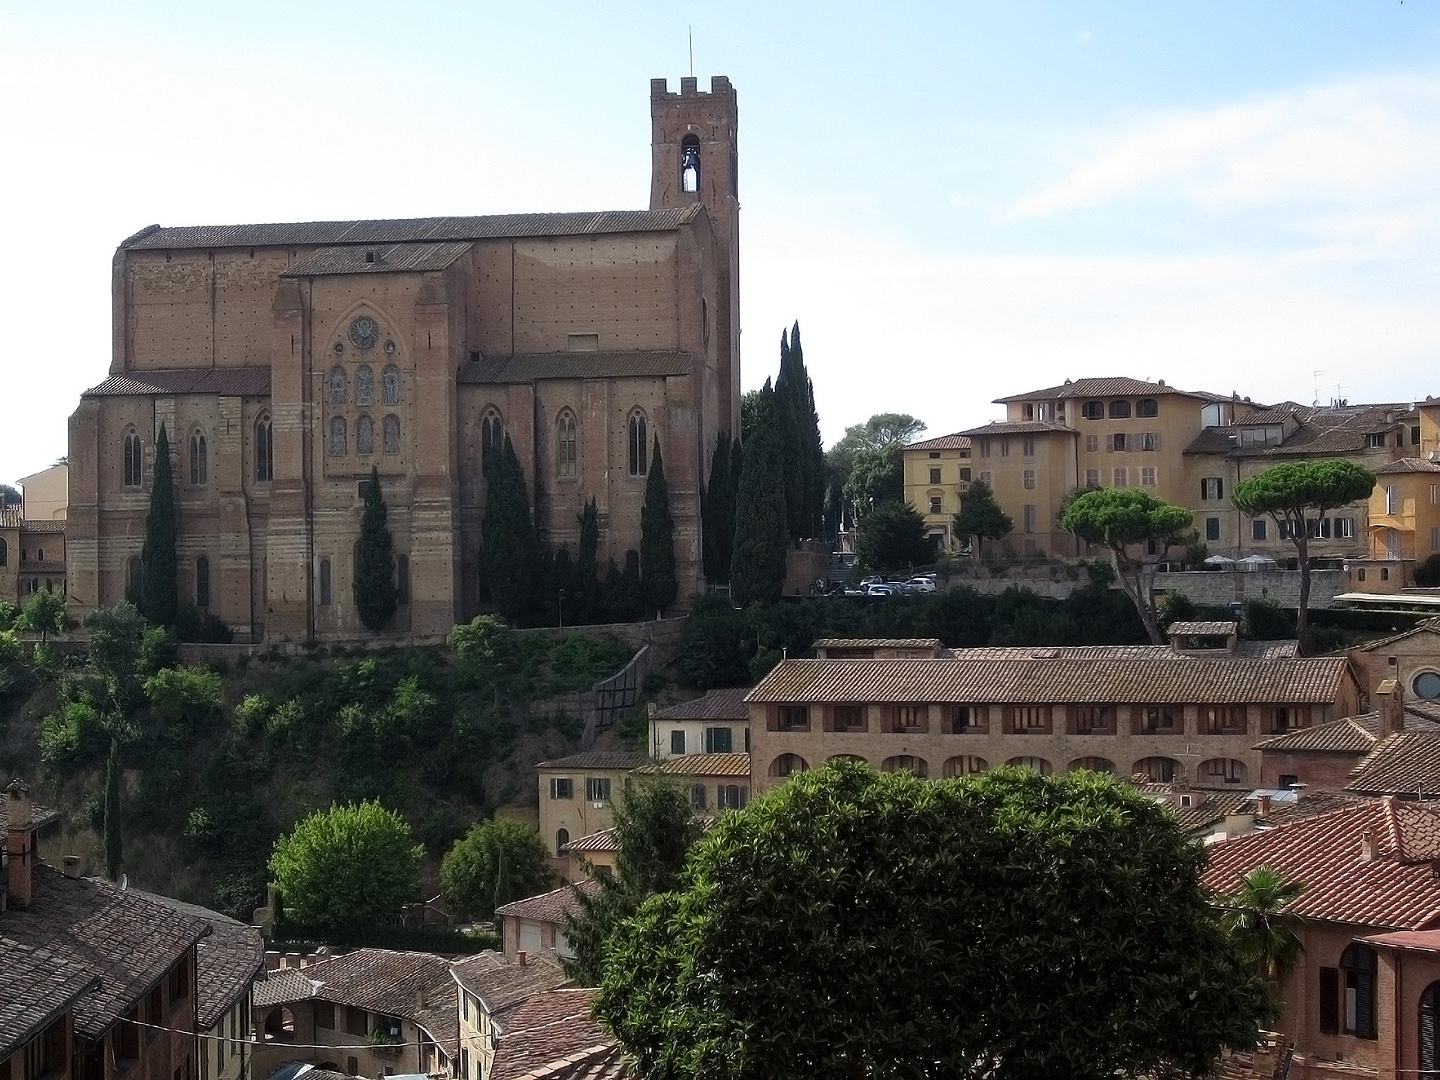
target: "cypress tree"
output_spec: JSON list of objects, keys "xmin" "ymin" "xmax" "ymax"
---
[
  {"xmin": 139, "ymin": 425, "xmax": 178, "ymax": 627},
  {"xmin": 774, "ymin": 329, "xmax": 804, "ymax": 544},
  {"xmin": 730, "ymin": 381, "xmax": 790, "ymax": 605},
  {"xmin": 702, "ymin": 431, "xmax": 734, "ymax": 584},
  {"xmin": 576, "ymin": 498, "xmax": 601, "ymax": 623},
  {"xmin": 354, "ymin": 466, "xmax": 399, "ymax": 632},
  {"xmin": 480, "ymin": 435, "xmax": 539, "ymax": 621},
  {"xmin": 640, "ymin": 437, "xmax": 678, "ymax": 615},
  {"xmin": 789, "ymin": 322, "xmax": 826, "ymax": 541},
  {"xmin": 103, "ymin": 736, "xmax": 122, "ymax": 881}
]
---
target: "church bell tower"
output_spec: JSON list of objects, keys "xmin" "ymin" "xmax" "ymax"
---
[{"xmin": 650, "ymin": 75, "xmax": 740, "ymax": 434}]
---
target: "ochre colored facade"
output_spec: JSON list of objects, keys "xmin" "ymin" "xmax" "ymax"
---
[{"xmin": 67, "ymin": 77, "xmax": 740, "ymax": 641}]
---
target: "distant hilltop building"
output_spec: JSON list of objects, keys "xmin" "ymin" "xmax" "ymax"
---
[{"xmin": 67, "ymin": 76, "xmax": 740, "ymax": 641}]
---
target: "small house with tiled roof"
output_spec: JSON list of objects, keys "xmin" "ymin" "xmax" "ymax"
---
[
  {"xmin": 1203, "ymin": 797, "xmax": 1440, "ymax": 1079},
  {"xmin": 490, "ymin": 989, "xmax": 624, "ymax": 1080},
  {"xmin": 250, "ymin": 948, "xmax": 458, "ymax": 1080},
  {"xmin": 1348, "ymin": 617, "xmax": 1440, "ymax": 700},
  {"xmin": 536, "ymin": 753, "xmax": 651, "ymax": 867},
  {"xmin": 494, "ymin": 883, "xmax": 600, "ymax": 967},
  {"xmin": 647, "ymin": 687, "xmax": 750, "ymax": 760},
  {"xmin": 747, "ymin": 649, "xmax": 1361, "ymax": 794},
  {"xmin": 451, "ymin": 951, "xmax": 571, "ymax": 1080}
]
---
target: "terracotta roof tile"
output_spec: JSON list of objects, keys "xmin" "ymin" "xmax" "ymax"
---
[
  {"xmin": 124, "ymin": 208, "xmax": 704, "ymax": 251},
  {"xmin": 449, "ymin": 953, "xmax": 572, "ymax": 1026},
  {"xmin": 459, "ymin": 352, "xmax": 690, "ymax": 383},
  {"xmin": 1347, "ymin": 732, "xmax": 1440, "ymax": 797},
  {"xmin": 263, "ymin": 949, "xmax": 460, "ymax": 1056},
  {"xmin": 995, "ymin": 377, "xmax": 1223, "ymax": 403},
  {"xmin": 283, "ymin": 241, "xmax": 473, "ymax": 276},
  {"xmin": 1253, "ymin": 716, "xmax": 1381, "ymax": 754},
  {"xmin": 0, "ymin": 866, "xmax": 208, "ymax": 1041},
  {"xmin": 253, "ymin": 967, "xmax": 319, "ymax": 1008},
  {"xmin": 633, "ymin": 753, "xmax": 750, "ymax": 778},
  {"xmin": 561, "ymin": 828, "xmax": 618, "ymax": 854},
  {"xmin": 1186, "ymin": 404, "xmax": 1415, "ymax": 458},
  {"xmin": 0, "ymin": 940, "xmax": 98, "ymax": 1059},
  {"xmin": 949, "ymin": 421, "xmax": 1076, "ymax": 437},
  {"xmin": 495, "ymin": 882, "xmax": 599, "ymax": 924},
  {"xmin": 82, "ymin": 367, "xmax": 271, "ymax": 399},
  {"xmin": 0, "ymin": 798, "xmax": 61, "ymax": 832},
  {"xmin": 944, "ymin": 642, "xmax": 1297, "ymax": 662},
  {"xmin": 131, "ymin": 892, "xmax": 264, "ymax": 1029},
  {"xmin": 491, "ymin": 989, "xmax": 619, "ymax": 1080},
  {"xmin": 1350, "ymin": 618, "xmax": 1440, "ymax": 652},
  {"xmin": 1168, "ymin": 621, "xmax": 1238, "ymax": 637},
  {"xmin": 1376, "ymin": 457, "xmax": 1440, "ymax": 475},
  {"xmin": 903, "ymin": 433, "xmax": 973, "ymax": 451},
  {"xmin": 650, "ymin": 688, "xmax": 750, "ymax": 722},
  {"xmin": 813, "ymin": 638, "xmax": 943, "ymax": 651},
  {"xmin": 746, "ymin": 655, "xmax": 1352, "ymax": 706},
  {"xmin": 535, "ymin": 752, "xmax": 650, "ymax": 771},
  {"xmin": 18, "ymin": 521, "xmax": 65, "ymax": 535},
  {"xmin": 1201, "ymin": 799, "xmax": 1440, "ymax": 929}
]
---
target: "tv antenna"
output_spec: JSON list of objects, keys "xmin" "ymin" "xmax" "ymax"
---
[{"xmin": 689, "ymin": 26, "xmax": 694, "ymax": 77}]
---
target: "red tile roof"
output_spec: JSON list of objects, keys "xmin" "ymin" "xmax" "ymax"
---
[
  {"xmin": 561, "ymin": 828, "xmax": 617, "ymax": 854},
  {"xmin": 813, "ymin": 638, "xmax": 943, "ymax": 651},
  {"xmin": 650, "ymin": 688, "xmax": 751, "ymax": 722},
  {"xmin": 82, "ymin": 366, "xmax": 271, "ymax": 398},
  {"xmin": 633, "ymin": 753, "xmax": 751, "ymax": 778},
  {"xmin": 491, "ymin": 989, "xmax": 621, "ymax": 1080},
  {"xmin": 747, "ymin": 655, "xmax": 1353, "ymax": 706},
  {"xmin": 496, "ymin": 881, "xmax": 600, "ymax": 924},
  {"xmin": 995, "ymin": 377, "xmax": 1223, "ymax": 403},
  {"xmin": 283, "ymin": 241, "xmax": 473, "ymax": 277},
  {"xmin": 903, "ymin": 433, "xmax": 974, "ymax": 450},
  {"xmin": 1201, "ymin": 799, "xmax": 1440, "ymax": 929},
  {"xmin": 1253, "ymin": 716, "xmax": 1381, "ymax": 755},
  {"xmin": 449, "ymin": 952, "xmax": 572, "ymax": 1025},
  {"xmin": 1346, "ymin": 732, "xmax": 1440, "ymax": 797},
  {"xmin": 131, "ymin": 891, "xmax": 264, "ymax": 1029},
  {"xmin": 950, "ymin": 421, "xmax": 1076, "ymax": 437},
  {"xmin": 1361, "ymin": 928, "xmax": 1440, "ymax": 954},
  {"xmin": 0, "ymin": 940, "xmax": 99, "ymax": 1059},
  {"xmin": 535, "ymin": 752, "xmax": 650, "ymax": 771}
]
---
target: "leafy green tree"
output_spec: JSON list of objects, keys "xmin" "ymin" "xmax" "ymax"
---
[
  {"xmin": 854, "ymin": 500, "xmax": 932, "ymax": 572},
  {"xmin": 15, "ymin": 588, "xmax": 68, "ymax": 643},
  {"xmin": 563, "ymin": 774, "xmax": 704, "ymax": 985},
  {"xmin": 0, "ymin": 599, "xmax": 18, "ymax": 632},
  {"xmin": 140, "ymin": 425, "xmax": 178, "ymax": 628},
  {"xmin": 1232, "ymin": 460, "xmax": 1377, "ymax": 655},
  {"xmin": 353, "ymin": 466, "xmax": 398, "ymax": 632},
  {"xmin": 447, "ymin": 614, "xmax": 519, "ymax": 690},
  {"xmin": 594, "ymin": 761, "xmax": 1268, "ymax": 1080},
  {"xmin": 952, "ymin": 479, "xmax": 1013, "ymax": 554},
  {"xmin": 640, "ymin": 437, "xmax": 678, "ymax": 615},
  {"xmin": 1060, "ymin": 488, "xmax": 1194, "ymax": 644},
  {"xmin": 676, "ymin": 593, "xmax": 751, "ymax": 689},
  {"xmin": 84, "ymin": 602, "xmax": 148, "ymax": 713},
  {"xmin": 827, "ymin": 413, "xmax": 927, "ymax": 524},
  {"xmin": 1156, "ymin": 589, "xmax": 1198, "ymax": 628},
  {"xmin": 481, "ymin": 436, "xmax": 540, "ymax": 621},
  {"xmin": 143, "ymin": 666, "xmax": 223, "ymax": 729},
  {"xmin": 269, "ymin": 800, "xmax": 423, "ymax": 931},
  {"xmin": 730, "ymin": 381, "xmax": 790, "ymax": 606},
  {"xmin": 441, "ymin": 817, "xmax": 554, "ymax": 919},
  {"xmin": 1216, "ymin": 865, "xmax": 1307, "ymax": 995},
  {"xmin": 702, "ymin": 431, "xmax": 736, "ymax": 585},
  {"xmin": 1240, "ymin": 597, "xmax": 1295, "ymax": 641}
]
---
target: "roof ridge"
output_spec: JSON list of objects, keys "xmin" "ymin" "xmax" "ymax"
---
[{"xmin": 1384, "ymin": 797, "xmax": 1405, "ymax": 858}]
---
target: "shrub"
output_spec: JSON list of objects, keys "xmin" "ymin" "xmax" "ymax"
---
[{"xmin": 1416, "ymin": 554, "xmax": 1440, "ymax": 588}]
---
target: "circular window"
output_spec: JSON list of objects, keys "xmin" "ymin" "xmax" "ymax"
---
[
  {"xmin": 349, "ymin": 316, "xmax": 380, "ymax": 350},
  {"xmin": 1415, "ymin": 672, "xmax": 1440, "ymax": 700}
]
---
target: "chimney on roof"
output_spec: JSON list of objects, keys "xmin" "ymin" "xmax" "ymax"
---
[
  {"xmin": 1361, "ymin": 832, "xmax": 1377, "ymax": 862},
  {"xmin": 6, "ymin": 779, "xmax": 35, "ymax": 910},
  {"xmin": 1256, "ymin": 793, "xmax": 1272, "ymax": 817},
  {"xmin": 1376, "ymin": 677, "xmax": 1404, "ymax": 738},
  {"xmin": 416, "ymin": 987, "xmax": 427, "ymax": 1010},
  {"xmin": 62, "ymin": 855, "xmax": 81, "ymax": 879},
  {"xmin": 517, "ymin": 950, "xmax": 529, "ymax": 968}
]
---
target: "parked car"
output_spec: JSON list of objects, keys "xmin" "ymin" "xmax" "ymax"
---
[
  {"xmin": 866, "ymin": 584, "xmax": 897, "ymax": 597},
  {"xmin": 906, "ymin": 577, "xmax": 938, "ymax": 594},
  {"xmin": 860, "ymin": 575, "xmax": 886, "ymax": 589}
]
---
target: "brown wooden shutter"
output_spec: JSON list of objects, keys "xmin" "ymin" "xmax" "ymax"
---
[{"xmin": 1319, "ymin": 967, "xmax": 1339, "ymax": 1034}]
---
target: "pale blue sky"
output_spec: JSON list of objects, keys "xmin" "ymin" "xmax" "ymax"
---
[{"xmin": 4, "ymin": 1, "xmax": 1440, "ymax": 480}]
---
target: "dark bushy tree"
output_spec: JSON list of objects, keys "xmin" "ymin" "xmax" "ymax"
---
[
  {"xmin": 562, "ymin": 774, "xmax": 704, "ymax": 985},
  {"xmin": 640, "ymin": 437, "xmax": 678, "ymax": 615},
  {"xmin": 1417, "ymin": 553, "xmax": 1440, "ymax": 588},
  {"xmin": 730, "ymin": 381, "xmax": 790, "ymax": 606},
  {"xmin": 481, "ymin": 436, "xmax": 540, "ymax": 621},
  {"xmin": 140, "ymin": 425, "xmax": 178, "ymax": 627},
  {"xmin": 576, "ymin": 498, "xmax": 602, "ymax": 622},
  {"xmin": 773, "ymin": 324, "xmax": 825, "ymax": 543},
  {"xmin": 1060, "ymin": 487, "xmax": 1194, "ymax": 644},
  {"xmin": 354, "ymin": 466, "xmax": 399, "ymax": 632},
  {"xmin": 953, "ymin": 479, "xmax": 1013, "ymax": 553},
  {"xmin": 1232, "ymin": 460, "xmax": 1376, "ymax": 654},
  {"xmin": 594, "ymin": 761, "xmax": 1269, "ymax": 1080},
  {"xmin": 676, "ymin": 593, "xmax": 751, "ymax": 689},
  {"xmin": 854, "ymin": 501, "xmax": 933, "ymax": 572},
  {"xmin": 702, "ymin": 431, "xmax": 736, "ymax": 585},
  {"xmin": 16, "ymin": 588, "xmax": 68, "ymax": 643}
]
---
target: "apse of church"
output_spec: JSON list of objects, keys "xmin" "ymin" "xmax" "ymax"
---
[{"xmin": 67, "ymin": 76, "xmax": 740, "ymax": 642}]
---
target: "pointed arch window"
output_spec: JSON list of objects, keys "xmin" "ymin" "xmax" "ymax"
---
[
  {"xmin": 195, "ymin": 556, "xmax": 210, "ymax": 609},
  {"xmin": 481, "ymin": 410, "xmax": 504, "ymax": 470},
  {"xmin": 383, "ymin": 414, "xmax": 401, "ymax": 455},
  {"xmin": 123, "ymin": 429, "xmax": 143, "ymax": 487},
  {"xmin": 329, "ymin": 417, "xmax": 347, "ymax": 457},
  {"xmin": 355, "ymin": 365, "xmax": 373, "ymax": 406},
  {"xmin": 680, "ymin": 134, "xmax": 701, "ymax": 194},
  {"xmin": 557, "ymin": 410, "xmax": 578, "ymax": 478},
  {"xmin": 318, "ymin": 557, "xmax": 332, "ymax": 606},
  {"xmin": 383, "ymin": 364, "xmax": 401, "ymax": 405},
  {"xmin": 356, "ymin": 415, "xmax": 374, "ymax": 456},
  {"xmin": 328, "ymin": 366, "xmax": 347, "ymax": 405},
  {"xmin": 189, "ymin": 429, "xmax": 208, "ymax": 486},
  {"xmin": 255, "ymin": 414, "xmax": 274, "ymax": 482},
  {"xmin": 627, "ymin": 410, "xmax": 649, "ymax": 476}
]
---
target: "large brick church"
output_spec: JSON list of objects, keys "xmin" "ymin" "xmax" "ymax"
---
[{"xmin": 67, "ymin": 76, "xmax": 740, "ymax": 642}]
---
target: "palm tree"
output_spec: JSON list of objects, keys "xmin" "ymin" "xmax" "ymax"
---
[{"xmin": 1218, "ymin": 864, "xmax": 1307, "ymax": 990}]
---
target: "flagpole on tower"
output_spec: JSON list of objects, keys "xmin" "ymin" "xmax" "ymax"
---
[{"xmin": 689, "ymin": 26, "xmax": 694, "ymax": 77}]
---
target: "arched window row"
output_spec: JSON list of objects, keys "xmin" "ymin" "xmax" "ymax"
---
[
  {"xmin": 189, "ymin": 429, "xmax": 208, "ymax": 486},
  {"xmin": 481, "ymin": 409, "xmax": 504, "ymax": 471},
  {"xmin": 329, "ymin": 415, "xmax": 402, "ymax": 458},
  {"xmin": 329, "ymin": 364, "xmax": 402, "ymax": 407},
  {"xmin": 768, "ymin": 753, "xmax": 808, "ymax": 778}
]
